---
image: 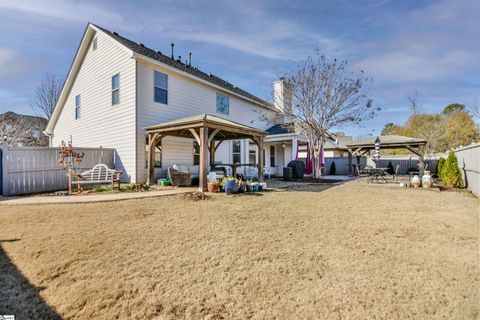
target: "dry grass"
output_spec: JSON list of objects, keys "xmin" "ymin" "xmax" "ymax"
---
[{"xmin": 0, "ymin": 180, "xmax": 478, "ymax": 319}]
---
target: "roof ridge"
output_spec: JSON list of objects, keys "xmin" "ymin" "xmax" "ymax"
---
[{"xmin": 93, "ymin": 24, "xmax": 270, "ymax": 108}]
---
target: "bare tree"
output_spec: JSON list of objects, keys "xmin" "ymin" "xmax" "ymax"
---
[
  {"xmin": 31, "ymin": 73, "xmax": 63, "ymax": 120},
  {"xmin": 407, "ymin": 91, "xmax": 421, "ymax": 115},
  {"xmin": 0, "ymin": 112, "xmax": 48, "ymax": 146},
  {"xmin": 266, "ymin": 54, "xmax": 378, "ymax": 178}
]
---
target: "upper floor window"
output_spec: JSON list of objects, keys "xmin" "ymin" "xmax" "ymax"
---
[
  {"xmin": 216, "ymin": 93, "xmax": 229, "ymax": 115},
  {"xmin": 193, "ymin": 141, "xmax": 200, "ymax": 165},
  {"xmin": 75, "ymin": 95, "xmax": 81, "ymax": 119},
  {"xmin": 112, "ymin": 74, "xmax": 120, "ymax": 105},
  {"xmin": 154, "ymin": 71, "xmax": 168, "ymax": 104},
  {"xmin": 92, "ymin": 37, "xmax": 98, "ymax": 51},
  {"xmin": 32, "ymin": 129, "xmax": 41, "ymax": 139},
  {"xmin": 232, "ymin": 140, "xmax": 241, "ymax": 164}
]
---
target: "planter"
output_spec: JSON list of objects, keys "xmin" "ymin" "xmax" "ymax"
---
[
  {"xmin": 207, "ymin": 182, "xmax": 219, "ymax": 192},
  {"xmin": 411, "ymin": 175, "xmax": 421, "ymax": 188},
  {"xmin": 224, "ymin": 179, "xmax": 239, "ymax": 194},
  {"xmin": 422, "ymin": 171, "xmax": 433, "ymax": 189}
]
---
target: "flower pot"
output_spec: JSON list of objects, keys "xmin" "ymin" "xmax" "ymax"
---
[
  {"xmin": 224, "ymin": 180, "xmax": 238, "ymax": 194},
  {"xmin": 207, "ymin": 182, "xmax": 219, "ymax": 192},
  {"xmin": 411, "ymin": 175, "xmax": 421, "ymax": 188},
  {"xmin": 422, "ymin": 171, "xmax": 433, "ymax": 189}
]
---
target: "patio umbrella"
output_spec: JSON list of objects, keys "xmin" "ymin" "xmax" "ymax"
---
[{"xmin": 374, "ymin": 137, "xmax": 381, "ymax": 166}]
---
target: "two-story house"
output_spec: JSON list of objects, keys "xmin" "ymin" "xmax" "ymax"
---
[{"xmin": 45, "ymin": 23, "xmax": 310, "ymax": 185}]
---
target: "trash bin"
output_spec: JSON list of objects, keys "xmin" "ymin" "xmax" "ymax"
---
[{"xmin": 283, "ymin": 167, "xmax": 293, "ymax": 181}]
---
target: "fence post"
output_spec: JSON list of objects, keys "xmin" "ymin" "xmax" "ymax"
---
[{"xmin": 2, "ymin": 141, "xmax": 9, "ymax": 196}]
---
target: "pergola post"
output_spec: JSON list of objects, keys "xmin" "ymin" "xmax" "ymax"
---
[
  {"xmin": 147, "ymin": 133, "xmax": 161, "ymax": 185},
  {"xmin": 199, "ymin": 126, "xmax": 208, "ymax": 192}
]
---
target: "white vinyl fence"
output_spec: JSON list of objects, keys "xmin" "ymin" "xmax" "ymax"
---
[
  {"xmin": 454, "ymin": 143, "xmax": 480, "ymax": 197},
  {"xmin": 1, "ymin": 142, "xmax": 115, "ymax": 196},
  {"xmin": 324, "ymin": 156, "xmax": 366, "ymax": 175}
]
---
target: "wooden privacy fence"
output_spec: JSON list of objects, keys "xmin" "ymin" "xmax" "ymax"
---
[{"xmin": 1, "ymin": 142, "xmax": 115, "ymax": 196}]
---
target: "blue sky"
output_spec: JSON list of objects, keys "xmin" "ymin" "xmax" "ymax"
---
[{"xmin": 0, "ymin": 0, "xmax": 478, "ymax": 137}]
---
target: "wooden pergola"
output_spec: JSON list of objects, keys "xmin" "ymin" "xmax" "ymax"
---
[
  {"xmin": 346, "ymin": 135, "xmax": 428, "ymax": 175},
  {"xmin": 145, "ymin": 114, "xmax": 267, "ymax": 191}
]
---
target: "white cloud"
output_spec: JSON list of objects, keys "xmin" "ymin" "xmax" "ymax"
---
[
  {"xmin": 0, "ymin": 48, "xmax": 37, "ymax": 83},
  {"xmin": 0, "ymin": 0, "xmax": 124, "ymax": 25}
]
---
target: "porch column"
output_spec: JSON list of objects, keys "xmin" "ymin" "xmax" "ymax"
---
[
  {"xmin": 256, "ymin": 136, "xmax": 265, "ymax": 182},
  {"xmin": 291, "ymin": 139, "xmax": 298, "ymax": 161},
  {"xmin": 199, "ymin": 126, "xmax": 208, "ymax": 192}
]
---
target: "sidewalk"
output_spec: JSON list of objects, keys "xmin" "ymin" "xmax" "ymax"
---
[{"xmin": 0, "ymin": 188, "xmax": 196, "ymax": 205}]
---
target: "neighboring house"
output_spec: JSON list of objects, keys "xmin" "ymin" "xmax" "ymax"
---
[
  {"xmin": 0, "ymin": 111, "xmax": 48, "ymax": 146},
  {"xmin": 45, "ymin": 23, "xmax": 296, "ymax": 182}
]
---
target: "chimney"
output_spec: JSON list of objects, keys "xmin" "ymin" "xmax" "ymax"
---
[{"xmin": 273, "ymin": 77, "xmax": 292, "ymax": 122}]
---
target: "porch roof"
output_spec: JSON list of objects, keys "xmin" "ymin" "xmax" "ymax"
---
[{"xmin": 145, "ymin": 113, "xmax": 267, "ymax": 140}]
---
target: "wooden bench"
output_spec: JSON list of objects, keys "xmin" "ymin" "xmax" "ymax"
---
[{"xmin": 69, "ymin": 164, "xmax": 121, "ymax": 194}]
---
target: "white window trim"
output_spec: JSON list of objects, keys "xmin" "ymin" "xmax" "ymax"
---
[
  {"xmin": 112, "ymin": 73, "xmax": 120, "ymax": 106},
  {"xmin": 216, "ymin": 93, "xmax": 229, "ymax": 115},
  {"xmin": 154, "ymin": 71, "xmax": 168, "ymax": 105}
]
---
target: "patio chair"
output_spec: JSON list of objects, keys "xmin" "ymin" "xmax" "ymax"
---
[{"xmin": 168, "ymin": 165, "xmax": 192, "ymax": 187}]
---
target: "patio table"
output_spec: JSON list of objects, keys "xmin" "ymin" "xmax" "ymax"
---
[{"xmin": 367, "ymin": 167, "xmax": 389, "ymax": 183}]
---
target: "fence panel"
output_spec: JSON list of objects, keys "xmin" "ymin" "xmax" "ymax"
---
[
  {"xmin": 1, "ymin": 144, "xmax": 115, "ymax": 196},
  {"xmin": 324, "ymin": 157, "xmax": 366, "ymax": 175},
  {"xmin": 454, "ymin": 143, "xmax": 480, "ymax": 197},
  {"xmin": 365, "ymin": 156, "xmax": 439, "ymax": 175}
]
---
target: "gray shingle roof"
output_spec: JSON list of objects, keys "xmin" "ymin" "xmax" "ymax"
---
[
  {"xmin": 347, "ymin": 135, "xmax": 427, "ymax": 148},
  {"xmin": 94, "ymin": 24, "xmax": 269, "ymax": 107}
]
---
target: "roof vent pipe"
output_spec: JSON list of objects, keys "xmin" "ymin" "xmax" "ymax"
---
[
  {"xmin": 188, "ymin": 52, "xmax": 192, "ymax": 67},
  {"xmin": 171, "ymin": 43, "xmax": 174, "ymax": 59}
]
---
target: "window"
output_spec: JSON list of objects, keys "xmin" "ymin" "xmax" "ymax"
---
[
  {"xmin": 145, "ymin": 137, "xmax": 162, "ymax": 168},
  {"xmin": 270, "ymin": 145, "xmax": 276, "ymax": 167},
  {"xmin": 262, "ymin": 149, "xmax": 265, "ymax": 166},
  {"xmin": 32, "ymin": 129, "xmax": 41, "ymax": 139},
  {"xmin": 232, "ymin": 140, "xmax": 241, "ymax": 164},
  {"xmin": 154, "ymin": 71, "xmax": 168, "ymax": 104},
  {"xmin": 193, "ymin": 141, "xmax": 200, "ymax": 165},
  {"xmin": 216, "ymin": 93, "xmax": 229, "ymax": 115},
  {"xmin": 75, "ymin": 95, "xmax": 80, "ymax": 119},
  {"xmin": 112, "ymin": 74, "xmax": 120, "ymax": 105},
  {"xmin": 92, "ymin": 37, "xmax": 97, "ymax": 51},
  {"xmin": 249, "ymin": 142, "xmax": 256, "ymax": 164}
]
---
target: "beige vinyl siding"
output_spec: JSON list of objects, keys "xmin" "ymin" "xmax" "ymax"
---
[
  {"xmin": 51, "ymin": 31, "xmax": 137, "ymax": 182},
  {"xmin": 136, "ymin": 60, "xmax": 273, "ymax": 182}
]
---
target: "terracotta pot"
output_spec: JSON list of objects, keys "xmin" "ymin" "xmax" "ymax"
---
[
  {"xmin": 422, "ymin": 171, "xmax": 433, "ymax": 188},
  {"xmin": 411, "ymin": 175, "xmax": 421, "ymax": 188},
  {"xmin": 207, "ymin": 182, "xmax": 219, "ymax": 192}
]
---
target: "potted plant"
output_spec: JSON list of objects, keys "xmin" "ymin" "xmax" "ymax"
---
[
  {"xmin": 223, "ymin": 177, "xmax": 238, "ymax": 194},
  {"xmin": 207, "ymin": 181, "xmax": 220, "ymax": 192}
]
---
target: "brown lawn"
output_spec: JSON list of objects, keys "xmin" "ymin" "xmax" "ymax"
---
[{"xmin": 0, "ymin": 180, "xmax": 478, "ymax": 319}]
